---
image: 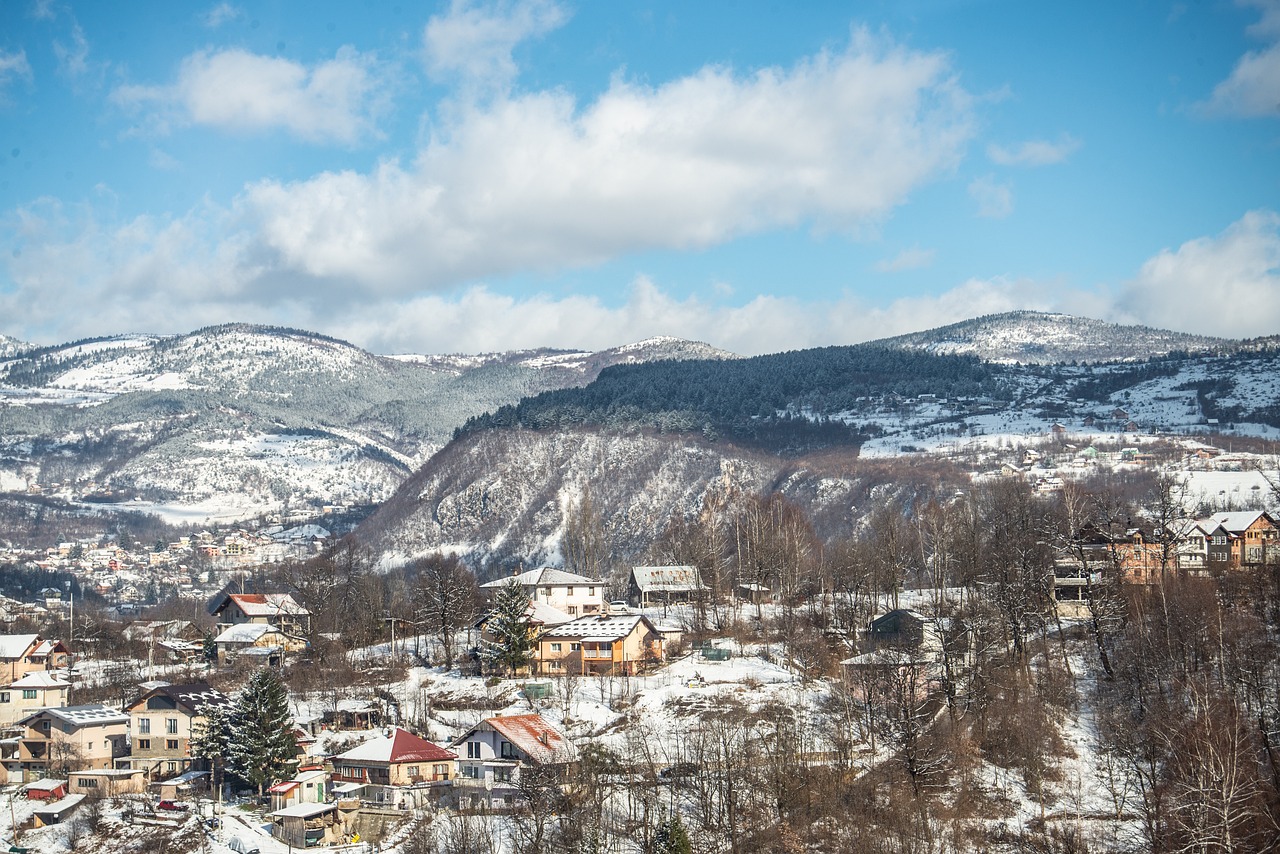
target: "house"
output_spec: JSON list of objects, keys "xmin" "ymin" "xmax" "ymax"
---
[
  {"xmin": 628, "ymin": 565, "xmax": 706, "ymax": 609},
  {"xmin": 269, "ymin": 765, "xmax": 328, "ymax": 812},
  {"xmin": 7, "ymin": 704, "xmax": 130, "ymax": 780},
  {"xmin": 1211, "ymin": 511, "xmax": 1278, "ymax": 568},
  {"xmin": 29, "ymin": 638, "xmax": 70, "ymax": 671},
  {"xmin": 480, "ymin": 568, "xmax": 605, "ymax": 617},
  {"xmin": 213, "ymin": 623, "xmax": 307, "ymax": 666},
  {"xmin": 269, "ymin": 800, "xmax": 358, "ymax": 849},
  {"xmin": 0, "ymin": 670, "xmax": 71, "ymax": 728},
  {"xmin": 0, "ymin": 634, "xmax": 45, "ymax": 684},
  {"xmin": 535, "ymin": 610, "xmax": 666, "ymax": 676},
  {"xmin": 864, "ymin": 609, "xmax": 939, "ymax": 653},
  {"xmin": 210, "ymin": 592, "xmax": 311, "ymax": 637},
  {"xmin": 451, "ymin": 714, "xmax": 574, "ymax": 810},
  {"xmin": 32, "ymin": 793, "xmax": 86, "ymax": 827},
  {"xmin": 122, "ymin": 682, "xmax": 233, "ymax": 778},
  {"xmin": 330, "ymin": 727, "xmax": 456, "ymax": 808},
  {"xmin": 68, "ymin": 767, "xmax": 147, "ymax": 797}
]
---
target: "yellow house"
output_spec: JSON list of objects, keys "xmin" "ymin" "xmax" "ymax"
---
[{"xmin": 536, "ymin": 611, "xmax": 665, "ymax": 676}]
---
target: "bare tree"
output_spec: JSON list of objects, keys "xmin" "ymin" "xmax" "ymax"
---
[{"xmin": 410, "ymin": 553, "xmax": 479, "ymax": 671}]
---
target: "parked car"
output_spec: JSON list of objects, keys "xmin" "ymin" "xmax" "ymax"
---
[
  {"xmin": 156, "ymin": 799, "xmax": 189, "ymax": 812},
  {"xmin": 228, "ymin": 838, "xmax": 260, "ymax": 854}
]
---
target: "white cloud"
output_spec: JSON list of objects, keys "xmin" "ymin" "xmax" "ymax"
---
[
  {"xmin": 875, "ymin": 246, "xmax": 935, "ymax": 272},
  {"xmin": 0, "ymin": 49, "xmax": 33, "ymax": 102},
  {"xmin": 1200, "ymin": 0, "xmax": 1280, "ymax": 117},
  {"xmin": 111, "ymin": 46, "xmax": 391, "ymax": 145},
  {"xmin": 968, "ymin": 174, "xmax": 1013, "ymax": 218},
  {"xmin": 52, "ymin": 21, "xmax": 91, "ymax": 79},
  {"xmin": 986, "ymin": 134, "xmax": 1080, "ymax": 166},
  {"xmin": 240, "ymin": 30, "xmax": 973, "ymax": 294},
  {"xmin": 5, "ymin": 29, "xmax": 978, "ymax": 351},
  {"xmin": 201, "ymin": 3, "xmax": 242, "ymax": 28},
  {"xmin": 1117, "ymin": 209, "xmax": 1280, "ymax": 337},
  {"xmin": 423, "ymin": 0, "xmax": 567, "ymax": 92}
]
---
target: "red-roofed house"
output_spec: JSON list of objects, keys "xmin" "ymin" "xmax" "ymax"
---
[
  {"xmin": 211, "ymin": 592, "xmax": 311, "ymax": 637},
  {"xmin": 330, "ymin": 727, "xmax": 455, "ymax": 808},
  {"xmin": 450, "ymin": 714, "xmax": 575, "ymax": 810}
]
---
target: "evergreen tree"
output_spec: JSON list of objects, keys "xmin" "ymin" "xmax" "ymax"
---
[
  {"xmin": 228, "ymin": 669, "xmax": 298, "ymax": 799},
  {"xmin": 654, "ymin": 813, "xmax": 693, "ymax": 854},
  {"xmin": 189, "ymin": 702, "xmax": 232, "ymax": 799},
  {"xmin": 481, "ymin": 580, "xmax": 535, "ymax": 676}
]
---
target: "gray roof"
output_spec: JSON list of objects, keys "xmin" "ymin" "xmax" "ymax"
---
[
  {"xmin": 21, "ymin": 703, "xmax": 129, "ymax": 728},
  {"xmin": 540, "ymin": 613, "xmax": 658, "ymax": 641},
  {"xmin": 481, "ymin": 567, "xmax": 598, "ymax": 589},
  {"xmin": 631, "ymin": 565, "xmax": 705, "ymax": 593}
]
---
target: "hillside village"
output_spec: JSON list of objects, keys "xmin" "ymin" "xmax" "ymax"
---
[{"xmin": 0, "ymin": 443, "xmax": 1277, "ymax": 852}]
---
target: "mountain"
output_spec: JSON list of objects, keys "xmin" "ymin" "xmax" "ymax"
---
[
  {"xmin": 0, "ymin": 334, "xmax": 31, "ymax": 359},
  {"xmin": 0, "ymin": 325, "xmax": 735, "ymax": 522},
  {"xmin": 356, "ymin": 427, "xmax": 963, "ymax": 574},
  {"xmin": 870, "ymin": 310, "xmax": 1230, "ymax": 364}
]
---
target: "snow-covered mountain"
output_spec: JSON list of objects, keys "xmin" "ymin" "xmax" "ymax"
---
[
  {"xmin": 871, "ymin": 310, "xmax": 1230, "ymax": 364},
  {"xmin": 0, "ymin": 334, "xmax": 31, "ymax": 359},
  {"xmin": 0, "ymin": 325, "xmax": 736, "ymax": 522}
]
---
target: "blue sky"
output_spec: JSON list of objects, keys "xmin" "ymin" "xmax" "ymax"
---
[{"xmin": 1, "ymin": 0, "xmax": 1278, "ymax": 355}]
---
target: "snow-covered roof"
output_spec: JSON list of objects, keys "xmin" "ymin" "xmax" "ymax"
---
[
  {"xmin": 631, "ymin": 565, "xmax": 704, "ymax": 593},
  {"xmin": 23, "ymin": 778, "xmax": 68, "ymax": 792},
  {"xmin": 217, "ymin": 592, "xmax": 309, "ymax": 617},
  {"xmin": 271, "ymin": 802, "xmax": 336, "ymax": 819},
  {"xmin": 470, "ymin": 714, "xmax": 574, "ymax": 766},
  {"xmin": 336, "ymin": 727, "xmax": 455, "ymax": 764},
  {"xmin": 9, "ymin": 671, "xmax": 70, "ymax": 689},
  {"xmin": 130, "ymin": 682, "xmax": 233, "ymax": 714},
  {"xmin": 481, "ymin": 567, "xmax": 598, "ymax": 589},
  {"xmin": 1212, "ymin": 510, "xmax": 1274, "ymax": 533},
  {"xmin": 0, "ymin": 633, "xmax": 39, "ymax": 659},
  {"xmin": 22, "ymin": 704, "xmax": 129, "ymax": 728},
  {"xmin": 215, "ymin": 623, "xmax": 278, "ymax": 643},
  {"xmin": 541, "ymin": 613, "xmax": 658, "ymax": 642}
]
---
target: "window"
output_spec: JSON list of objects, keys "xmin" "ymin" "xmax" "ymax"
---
[
  {"xmin": 80, "ymin": 777, "xmax": 98, "ymax": 788},
  {"xmin": 588, "ymin": 587, "xmax": 595, "ymax": 596},
  {"xmin": 467, "ymin": 741, "xmax": 481, "ymax": 759},
  {"xmin": 406, "ymin": 766, "xmax": 419, "ymax": 777},
  {"xmin": 550, "ymin": 643, "xmax": 561, "ymax": 652},
  {"xmin": 166, "ymin": 718, "xmax": 178, "ymax": 734},
  {"xmin": 495, "ymin": 767, "xmax": 512, "ymax": 782},
  {"xmin": 433, "ymin": 764, "xmax": 449, "ymax": 780},
  {"xmin": 138, "ymin": 719, "xmax": 151, "ymax": 734},
  {"xmin": 570, "ymin": 642, "xmax": 580, "ymax": 651},
  {"xmin": 567, "ymin": 586, "xmax": 575, "ymax": 596},
  {"xmin": 167, "ymin": 761, "xmax": 177, "ymax": 772},
  {"xmin": 22, "ymin": 690, "xmax": 36, "ymax": 700},
  {"xmin": 567, "ymin": 606, "xmax": 577, "ymax": 615},
  {"xmin": 166, "ymin": 739, "xmax": 179, "ymax": 750},
  {"xmin": 0, "ymin": 692, "xmax": 9, "ymax": 703},
  {"xmin": 138, "ymin": 739, "xmax": 151, "ymax": 750},
  {"xmin": 462, "ymin": 765, "xmax": 479, "ymax": 779},
  {"xmin": 500, "ymin": 742, "xmax": 515, "ymax": 759}
]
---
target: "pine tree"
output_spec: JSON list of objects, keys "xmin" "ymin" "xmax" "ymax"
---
[
  {"xmin": 228, "ymin": 669, "xmax": 298, "ymax": 799},
  {"xmin": 189, "ymin": 702, "xmax": 232, "ymax": 799},
  {"xmin": 654, "ymin": 813, "xmax": 693, "ymax": 854},
  {"xmin": 481, "ymin": 580, "xmax": 535, "ymax": 676}
]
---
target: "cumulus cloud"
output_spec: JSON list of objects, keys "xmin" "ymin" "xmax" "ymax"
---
[
  {"xmin": 968, "ymin": 174, "xmax": 1013, "ymax": 218},
  {"xmin": 1200, "ymin": 0, "xmax": 1280, "ymax": 117},
  {"xmin": 1117, "ymin": 209, "xmax": 1280, "ymax": 337},
  {"xmin": 5, "ymin": 29, "xmax": 978, "ymax": 350},
  {"xmin": 875, "ymin": 246, "xmax": 935, "ymax": 272},
  {"xmin": 111, "ymin": 46, "xmax": 391, "ymax": 145},
  {"xmin": 238, "ymin": 30, "xmax": 973, "ymax": 295},
  {"xmin": 0, "ymin": 49, "xmax": 33, "ymax": 102},
  {"xmin": 423, "ymin": 0, "xmax": 567, "ymax": 92},
  {"xmin": 987, "ymin": 134, "xmax": 1080, "ymax": 166}
]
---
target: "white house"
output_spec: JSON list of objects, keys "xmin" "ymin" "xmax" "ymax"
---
[{"xmin": 479, "ymin": 568, "xmax": 604, "ymax": 617}]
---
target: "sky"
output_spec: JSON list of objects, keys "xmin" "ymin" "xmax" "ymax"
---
[{"xmin": 0, "ymin": 0, "xmax": 1278, "ymax": 356}]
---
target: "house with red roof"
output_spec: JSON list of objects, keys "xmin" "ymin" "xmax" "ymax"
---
[
  {"xmin": 330, "ymin": 727, "xmax": 456, "ymax": 808},
  {"xmin": 210, "ymin": 592, "xmax": 311, "ymax": 637},
  {"xmin": 450, "ymin": 714, "xmax": 575, "ymax": 810}
]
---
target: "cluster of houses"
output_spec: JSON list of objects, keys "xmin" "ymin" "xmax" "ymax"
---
[{"xmin": 1053, "ymin": 509, "xmax": 1279, "ymax": 612}]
